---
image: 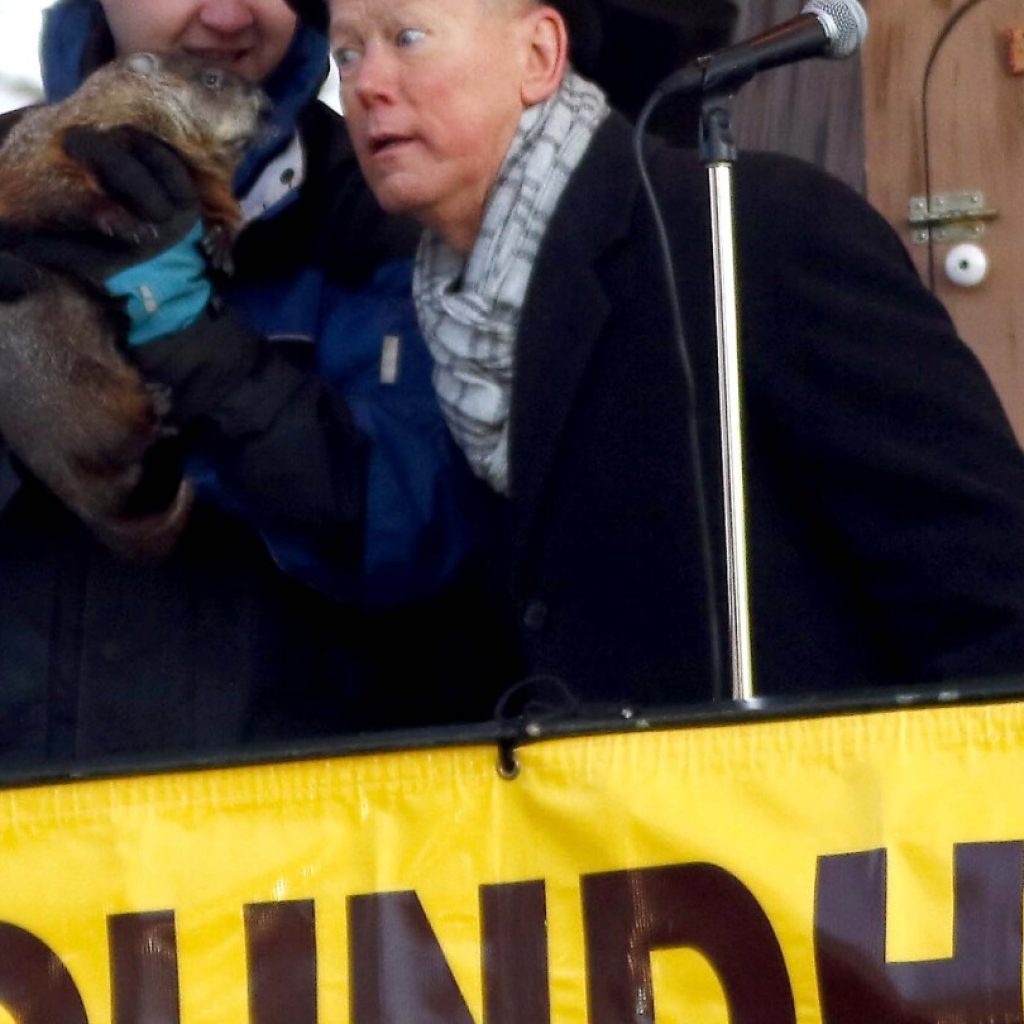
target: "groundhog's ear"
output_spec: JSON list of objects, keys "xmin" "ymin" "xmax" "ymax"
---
[{"xmin": 126, "ymin": 52, "xmax": 161, "ymax": 77}]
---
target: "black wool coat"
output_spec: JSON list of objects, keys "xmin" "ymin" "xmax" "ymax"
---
[{"xmin": 502, "ymin": 112, "xmax": 1024, "ymax": 708}]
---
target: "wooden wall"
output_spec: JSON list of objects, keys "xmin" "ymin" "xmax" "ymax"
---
[{"xmin": 860, "ymin": 0, "xmax": 1024, "ymax": 440}]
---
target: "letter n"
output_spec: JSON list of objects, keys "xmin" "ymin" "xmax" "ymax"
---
[
  {"xmin": 109, "ymin": 910, "xmax": 180, "ymax": 1024},
  {"xmin": 245, "ymin": 900, "xmax": 317, "ymax": 1024},
  {"xmin": 349, "ymin": 881, "xmax": 549, "ymax": 1023},
  {"xmin": 581, "ymin": 864, "xmax": 795, "ymax": 1024},
  {"xmin": 815, "ymin": 841, "xmax": 1024, "ymax": 1022}
]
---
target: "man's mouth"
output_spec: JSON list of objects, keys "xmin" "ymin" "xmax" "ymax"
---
[{"xmin": 369, "ymin": 133, "xmax": 414, "ymax": 156}]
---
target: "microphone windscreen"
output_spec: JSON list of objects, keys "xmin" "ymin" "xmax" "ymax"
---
[{"xmin": 802, "ymin": 0, "xmax": 868, "ymax": 58}]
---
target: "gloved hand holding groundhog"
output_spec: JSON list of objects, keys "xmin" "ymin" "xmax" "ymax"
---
[{"xmin": 0, "ymin": 51, "xmax": 266, "ymax": 560}]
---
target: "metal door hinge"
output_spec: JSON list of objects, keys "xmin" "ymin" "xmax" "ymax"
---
[{"xmin": 907, "ymin": 191, "xmax": 999, "ymax": 244}]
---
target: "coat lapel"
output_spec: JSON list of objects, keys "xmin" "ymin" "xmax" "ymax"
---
[{"xmin": 508, "ymin": 114, "xmax": 641, "ymax": 529}]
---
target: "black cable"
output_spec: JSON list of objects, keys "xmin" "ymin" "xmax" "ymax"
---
[
  {"xmin": 632, "ymin": 88, "xmax": 726, "ymax": 703},
  {"xmin": 920, "ymin": 0, "xmax": 988, "ymax": 291}
]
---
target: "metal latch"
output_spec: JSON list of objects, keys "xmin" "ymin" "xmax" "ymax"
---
[{"xmin": 907, "ymin": 191, "xmax": 999, "ymax": 244}]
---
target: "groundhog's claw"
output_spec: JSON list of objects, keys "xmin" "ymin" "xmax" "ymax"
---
[
  {"xmin": 200, "ymin": 223, "xmax": 235, "ymax": 274},
  {"xmin": 92, "ymin": 203, "xmax": 157, "ymax": 246}
]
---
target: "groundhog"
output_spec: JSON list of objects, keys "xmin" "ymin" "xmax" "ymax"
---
[{"xmin": 0, "ymin": 52, "xmax": 268, "ymax": 560}]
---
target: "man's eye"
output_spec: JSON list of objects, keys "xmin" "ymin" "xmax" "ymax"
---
[
  {"xmin": 396, "ymin": 27, "xmax": 426, "ymax": 47},
  {"xmin": 335, "ymin": 48, "xmax": 362, "ymax": 72}
]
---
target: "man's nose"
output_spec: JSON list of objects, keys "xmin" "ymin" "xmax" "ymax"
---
[
  {"xmin": 351, "ymin": 47, "xmax": 397, "ymax": 107},
  {"xmin": 197, "ymin": 0, "xmax": 257, "ymax": 32}
]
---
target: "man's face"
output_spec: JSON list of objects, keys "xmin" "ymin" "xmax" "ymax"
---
[
  {"xmin": 331, "ymin": 0, "xmax": 532, "ymax": 252},
  {"xmin": 99, "ymin": 0, "xmax": 299, "ymax": 83}
]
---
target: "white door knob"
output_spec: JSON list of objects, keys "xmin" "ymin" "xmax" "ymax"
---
[{"xmin": 944, "ymin": 243, "xmax": 988, "ymax": 287}]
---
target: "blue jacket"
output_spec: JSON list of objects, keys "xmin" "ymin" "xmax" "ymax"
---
[{"xmin": 37, "ymin": 0, "xmax": 489, "ymax": 609}]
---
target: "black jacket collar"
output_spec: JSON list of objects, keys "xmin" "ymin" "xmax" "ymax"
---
[{"xmin": 510, "ymin": 112, "xmax": 643, "ymax": 518}]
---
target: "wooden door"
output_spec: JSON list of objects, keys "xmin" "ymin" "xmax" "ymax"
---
[{"xmin": 863, "ymin": 0, "xmax": 1024, "ymax": 440}]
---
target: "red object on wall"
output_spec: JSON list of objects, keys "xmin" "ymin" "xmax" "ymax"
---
[{"xmin": 1007, "ymin": 27, "xmax": 1024, "ymax": 74}]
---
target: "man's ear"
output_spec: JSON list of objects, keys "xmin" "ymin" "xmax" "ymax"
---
[{"xmin": 519, "ymin": 5, "xmax": 568, "ymax": 106}]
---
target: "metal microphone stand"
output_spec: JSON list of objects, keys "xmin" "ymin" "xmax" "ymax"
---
[{"xmin": 699, "ymin": 89, "xmax": 754, "ymax": 702}]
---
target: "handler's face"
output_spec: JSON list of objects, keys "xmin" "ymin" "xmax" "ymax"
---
[
  {"xmin": 100, "ymin": 0, "xmax": 299, "ymax": 83},
  {"xmin": 331, "ymin": 0, "xmax": 531, "ymax": 251}
]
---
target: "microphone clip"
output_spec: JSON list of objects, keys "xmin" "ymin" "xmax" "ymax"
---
[{"xmin": 698, "ymin": 89, "xmax": 739, "ymax": 165}]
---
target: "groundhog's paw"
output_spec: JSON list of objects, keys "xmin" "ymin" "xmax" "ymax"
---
[{"xmin": 199, "ymin": 222, "xmax": 235, "ymax": 274}]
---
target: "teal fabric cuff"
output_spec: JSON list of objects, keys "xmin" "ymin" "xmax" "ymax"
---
[{"xmin": 106, "ymin": 223, "xmax": 213, "ymax": 346}]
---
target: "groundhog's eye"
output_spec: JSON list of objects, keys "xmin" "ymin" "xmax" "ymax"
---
[{"xmin": 202, "ymin": 70, "xmax": 225, "ymax": 90}]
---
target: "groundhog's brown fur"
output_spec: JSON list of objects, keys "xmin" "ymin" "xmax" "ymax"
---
[
  {"xmin": 0, "ymin": 52, "xmax": 267, "ymax": 560},
  {"xmin": 0, "ymin": 269, "xmax": 190, "ymax": 558}
]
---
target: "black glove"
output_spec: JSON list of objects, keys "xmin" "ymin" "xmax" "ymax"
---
[
  {"xmin": 0, "ymin": 125, "xmax": 200, "ymax": 281},
  {"xmin": 62, "ymin": 123, "xmax": 198, "ymax": 227}
]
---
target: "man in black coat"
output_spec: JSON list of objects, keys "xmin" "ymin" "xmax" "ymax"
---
[
  {"xmin": 296, "ymin": 0, "xmax": 1024, "ymax": 709},
  {"xmin": 505, "ymin": 124, "xmax": 1024, "ymax": 703}
]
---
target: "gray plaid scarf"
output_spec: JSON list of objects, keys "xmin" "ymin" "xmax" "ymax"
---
[{"xmin": 413, "ymin": 71, "xmax": 609, "ymax": 494}]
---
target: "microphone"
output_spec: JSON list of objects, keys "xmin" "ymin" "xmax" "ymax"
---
[{"xmin": 655, "ymin": 0, "xmax": 869, "ymax": 98}]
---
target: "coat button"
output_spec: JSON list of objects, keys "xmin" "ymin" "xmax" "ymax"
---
[{"xmin": 522, "ymin": 600, "xmax": 548, "ymax": 631}]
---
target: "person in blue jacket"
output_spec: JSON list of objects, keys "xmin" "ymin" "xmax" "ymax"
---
[{"xmin": 0, "ymin": 0, "xmax": 517, "ymax": 765}]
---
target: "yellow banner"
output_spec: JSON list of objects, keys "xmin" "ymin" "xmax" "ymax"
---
[{"xmin": 0, "ymin": 698, "xmax": 1022, "ymax": 1023}]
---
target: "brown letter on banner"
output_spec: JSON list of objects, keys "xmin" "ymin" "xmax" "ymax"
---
[
  {"xmin": 582, "ymin": 864, "xmax": 796, "ymax": 1024},
  {"xmin": 350, "ymin": 883, "xmax": 550, "ymax": 1024},
  {"xmin": 109, "ymin": 911, "xmax": 180, "ymax": 1024},
  {"xmin": 0, "ymin": 921, "xmax": 88, "ymax": 1023},
  {"xmin": 245, "ymin": 901, "xmax": 317, "ymax": 1024},
  {"xmin": 815, "ymin": 841, "xmax": 1024, "ymax": 1023},
  {"xmin": 349, "ymin": 890, "xmax": 475, "ymax": 1024},
  {"xmin": 481, "ymin": 881, "xmax": 549, "ymax": 1023}
]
